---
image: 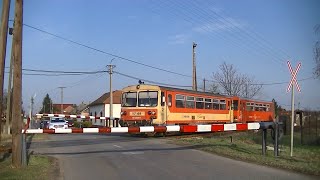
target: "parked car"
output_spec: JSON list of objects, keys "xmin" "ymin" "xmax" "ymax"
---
[
  {"xmin": 66, "ymin": 119, "xmax": 74, "ymax": 127},
  {"xmin": 48, "ymin": 118, "xmax": 68, "ymax": 129},
  {"xmin": 40, "ymin": 120, "xmax": 49, "ymax": 129}
]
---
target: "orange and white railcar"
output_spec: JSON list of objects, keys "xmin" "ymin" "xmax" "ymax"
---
[{"xmin": 120, "ymin": 84, "xmax": 274, "ymax": 126}]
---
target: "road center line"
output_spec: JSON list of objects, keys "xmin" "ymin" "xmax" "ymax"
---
[{"xmin": 113, "ymin": 145, "xmax": 122, "ymax": 148}]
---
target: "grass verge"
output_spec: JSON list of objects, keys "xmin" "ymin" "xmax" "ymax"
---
[
  {"xmin": 0, "ymin": 155, "xmax": 58, "ymax": 180},
  {"xmin": 169, "ymin": 131, "xmax": 320, "ymax": 176},
  {"xmin": 0, "ymin": 133, "xmax": 55, "ymax": 180}
]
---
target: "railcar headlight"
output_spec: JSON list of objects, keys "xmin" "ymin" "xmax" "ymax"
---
[
  {"xmin": 151, "ymin": 111, "xmax": 156, "ymax": 115},
  {"xmin": 121, "ymin": 111, "xmax": 127, "ymax": 115},
  {"xmin": 148, "ymin": 111, "xmax": 152, "ymax": 115}
]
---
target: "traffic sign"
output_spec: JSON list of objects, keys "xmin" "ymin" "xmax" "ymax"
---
[{"xmin": 287, "ymin": 61, "xmax": 301, "ymax": 92}]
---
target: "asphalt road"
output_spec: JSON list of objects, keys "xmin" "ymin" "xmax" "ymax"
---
[{"xmin": 29, "ymin": 134, "xmax": 317, "ymax": 180}]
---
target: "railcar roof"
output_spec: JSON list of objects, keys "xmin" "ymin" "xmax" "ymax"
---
[
  {"xmin": 123, "ymin": 84, "xmax": 272, "ymax": 103},
  {"xmin": 158, "ymin": 85, "xmax": 232, "ymax": 98}
]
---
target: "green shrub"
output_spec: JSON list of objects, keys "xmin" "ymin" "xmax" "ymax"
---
[
  {"xmin": 82, "ymin": 121, "xmax": 92, "ymax": 128},
  {"xmin": 74, "ymin": 121, "xmax": 81, "ymax": 128}
]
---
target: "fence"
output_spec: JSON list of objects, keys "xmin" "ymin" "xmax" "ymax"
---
[{"xmin": 280, "ymin": 111, "xmax": 320, "ymax": 145}]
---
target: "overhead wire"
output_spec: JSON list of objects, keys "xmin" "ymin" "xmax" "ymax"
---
[
  {"xmin": 183, "ymin": 0, "xmax": 289, "ymax": 65},
  {"xmin": 202, "ymin": 0, "xmax": 292, "ymax": 59},
  {"xmin": 114, "ymin": 71, "xmax": 192, "ymax": 88},
  {"xmin": 160, "ymin": 0, "xmax": 288, "ymax": 68},
  {"xmin": 16, "ymin": 21, "xmax": 192, "ymax": 78},
  {"xmin": 151, "ymin": 0, "xmax": 264, "ymax": 61}
]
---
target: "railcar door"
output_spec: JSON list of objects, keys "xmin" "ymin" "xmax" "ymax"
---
[
  {"xmin": 160, "ymin": 91, "xmax": 167, "ymax": 124},
  {"xmin": 228, "ymin": 100, "xmax": 234, "ymax": 123},
  {"xmin": 232, "ymin": 99, "xmax": 239, "ymax": 122}
]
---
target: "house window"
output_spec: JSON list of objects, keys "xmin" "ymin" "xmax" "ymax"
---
[
  {"xmin": 176, "ymin": 94, "xmax": 185, "ymax": 108},
  {"xmin": 186, "ymin": 96, "xmax": 195, "ymax": 108},
  {"xmin": 196, "ymin": 97, "xmax": 204, "ymax": 109}
]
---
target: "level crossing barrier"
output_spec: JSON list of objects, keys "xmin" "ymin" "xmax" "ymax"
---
[{"xmin": 22, "ymin": 122, "xmax": 260, "ymax": 134}]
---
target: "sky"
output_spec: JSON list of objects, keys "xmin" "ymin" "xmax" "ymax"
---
[{"xmin": 1, "ymin": 0, "xmax": 319, "ymax": 113}]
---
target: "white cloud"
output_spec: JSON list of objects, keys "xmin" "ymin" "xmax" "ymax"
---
[
  {"xmin": 193, "ymin": 17, "xmax": 246, "ymax": 33},
  {"xmin": 168, "ymin": 34, "xmax": 189, "ymax": 45}
]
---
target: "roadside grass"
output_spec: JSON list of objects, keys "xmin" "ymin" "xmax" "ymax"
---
[
  {"xmin": 169, "ymin": 131, "xmax": 320, "ymax": 176},
  {"xmin": 0, "ymin": 133, "xmax": 55, "ymax": 180},
  {"xmin": 0, "ymin": 155, "xmax": 56, "ymax": 180}
]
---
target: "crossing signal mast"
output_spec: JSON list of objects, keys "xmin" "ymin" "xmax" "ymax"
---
[{"xmin": 287, "ymin": 60, "xmax": 301, "ymax": 157}]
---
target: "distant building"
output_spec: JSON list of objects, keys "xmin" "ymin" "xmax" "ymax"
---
[
  {"xmin": 78, "ymin": 102, "xmax": 89, "ymax": 116},
  {"xmin": 88, "ymin": 90, "xmax": 122, "ymax": 126},
  {"xmin": 52, "ymin": 104, "xmax": 76, "ymax": 114}
]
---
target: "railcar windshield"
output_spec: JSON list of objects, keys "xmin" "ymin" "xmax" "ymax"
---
[
  {"xmin": 122, "ymin": 92, "xmax": 137, "ymax": 107},
  {"xmin": 138, "ymin": 91, "xmax": 158, "ymax": 107}
]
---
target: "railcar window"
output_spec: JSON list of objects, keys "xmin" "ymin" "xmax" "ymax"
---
[
  {"xmin": 266, "ymin": 104, "xmax": 270, "ymax": 111},
  {"xmin": 213, "ymin": 99, "xmax": 220, "ymax": 110},
  {"xmin": 176, "ymin": 94, "xmax": 185, "ymax": 108},
  {"xmin": 233, "ymin": 100, "xmax": 239, "ymax": 110},
  {"xmin": 246, "ymin": 102, "xmax": 254, "ymax": 111},
  {"xmin": 220, "ymin": 100, "xmax": 226, "ymax": 110},
  {"xmin": 205, "ymin": 98, "xmax": 212, "ymax": 109},
  {"xmin": 138, "ymin": 91, "xmax": 158, "ymax": 107},
  {"xmin": 168, "ymin": 94, "xmax": 172, "ymax": 107},
  {"xmin": 196, "ymin": 97, "xmax": 204, "ymax": 109},
  {"xmin": 262, "ymin": 104, "xmax": 267, "ymax": 111},
  {"xmin": 186, "ymin": 96, "xmax": 195, "ymax": 108},
  {"xmin": 122, "ymin": 92, "xmax": 137, "ymax": 107}
]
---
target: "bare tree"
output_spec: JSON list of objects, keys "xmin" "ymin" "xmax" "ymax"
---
[
  {"xmin": 314, "ymin": 24, "xmax": 320, "ymax": 77},
  {"xmin": 213, "ymin": 62, "xmax": 262, "ymax": 98},
  {"xmin": 208, "ymin": 83, "xmax": 219, "ymax": 94},
  {"xmin": 239, "ymin": 75, "xmax": 262, "ymax": 98}
]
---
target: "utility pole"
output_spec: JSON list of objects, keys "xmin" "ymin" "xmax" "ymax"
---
[
  {"xmin": 203, "ymin": 78, "xmax": 206, "ymax": 92},
  {"xmin": 107, "ymin": 64, "xmax": 115, "ymax": 127},
  {"xmin": 5, "ymin": 26, "xmax": 14, "ymax": 135},
  {"xmin": 29, "ymin": 96, "xmax": 34, "ymax": 119},
  {"xmin": 50, "ymin": 99, "xmax": 53, "ymax": 113},
  {"xmin": 58, "ymin": 87, "xmax": 66, "ymax": 114},
  {"xmin": 12, "ymin": 0, "xmax": 23, "ymax": 168},
  {"xmin": 0, "ymin": 0, "xmax": 11, "ymax": 141},
  {"xmin": 192, "ymin": 42, "xmax": 197, "ymax": 91}
]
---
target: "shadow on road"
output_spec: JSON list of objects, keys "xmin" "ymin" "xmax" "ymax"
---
[
  {"xmin": 34, "ymin": 144, "xmax": 211, "ymax": 156},
  {"xmin": 27, "ymin": 134, "xmax": 148, "ymax": 149}
]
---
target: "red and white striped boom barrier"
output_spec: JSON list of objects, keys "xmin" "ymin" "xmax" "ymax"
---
[
  {"xmin": 23, "ymin": 123, "xmax": 260, "ymax": 134},
  {"xmin": 36, "ymin": 113, "xmax": 111, "ymax": 120}
]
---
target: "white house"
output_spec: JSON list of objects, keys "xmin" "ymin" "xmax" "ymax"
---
[{"xmin": 88, "ymin": 90, "xmax": 122, "ymax": 126}]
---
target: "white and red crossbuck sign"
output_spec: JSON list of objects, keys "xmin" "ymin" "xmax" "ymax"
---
[{"xmin": 287, "ymin": 61, "xmax": 301, "ymax": 92}]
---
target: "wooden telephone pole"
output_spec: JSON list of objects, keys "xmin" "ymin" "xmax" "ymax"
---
[
  {"xmin": 0, "ymin": 0, "xmax": 11, "ymax": 142},
  {"xmin": 192, "ymin": 42, "xmax": 197, "ymax": 91},
  {"xmin": 12, "ymin": 0, "xmax": 23, "ymax": 168},
  {"xmin": 58, "ymin": 87, "xmax": 66, "ymax": 114}
]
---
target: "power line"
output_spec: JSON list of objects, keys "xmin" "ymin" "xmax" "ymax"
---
[
  {"xmin": 13, "ymin": 21, "xmax": 192, "ymax": 78},
  {"xmin": 114, "ymin": 71, "xmax": 192, "ymax": 88},
  {"xmin": 188, "ymin": 0, "xmax": 290, "ymax": 61},
  {"xmin": 115, "ymin": 70, "xmax": 314, "ymax": 87},
  {"xmin": 158, "ymin": 0, "xmax": 287, "ymax": 68}
]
